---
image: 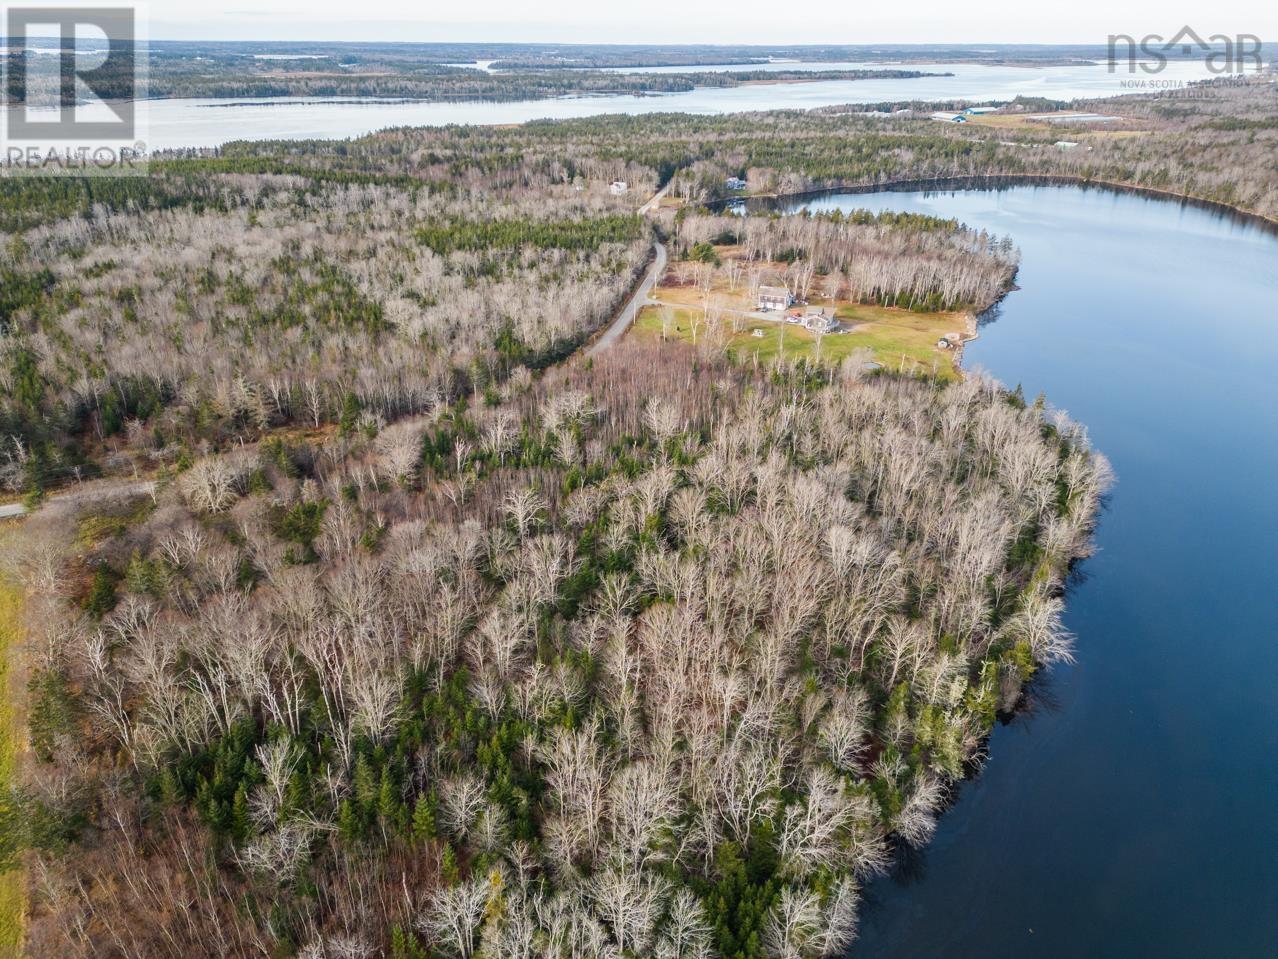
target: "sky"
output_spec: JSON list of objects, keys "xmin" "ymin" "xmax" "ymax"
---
[{"xmin": 139, "ymin": 0, "xmax": 1276, "ymax": 45}]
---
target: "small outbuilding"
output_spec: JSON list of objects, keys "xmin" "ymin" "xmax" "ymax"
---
[
  {"xmin": 609, "ymin": 180, "xmax": 629, "ymax": 195},
  {"xmin": 725, "ymin": 176, "xmax": 748, "ymax": 191}
]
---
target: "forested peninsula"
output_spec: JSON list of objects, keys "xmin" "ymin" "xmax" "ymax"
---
[{"xmin": 0, "ymin": 76, "xmax": 1130, "ymax": 959}]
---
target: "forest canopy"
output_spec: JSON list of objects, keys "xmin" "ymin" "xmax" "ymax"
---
[{"xmin": 8, "ymin": 343, "xmax": 1111, "ymax": 958}]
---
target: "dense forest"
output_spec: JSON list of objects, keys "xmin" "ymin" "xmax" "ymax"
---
[
  {"xmin": 0, "ymin": 127, "xmax": 1033, "ymax": 497},
  {"xmin": 672, "ymin": 210, "xmax": 1019, "ymax": 313},
  {"xmin": 6, "ymin": 339, "xmax": 1111, "ymax": 957},
  {"xmin": 19, "ymin": 58, "xmax": 1259, "ymax": 958}
]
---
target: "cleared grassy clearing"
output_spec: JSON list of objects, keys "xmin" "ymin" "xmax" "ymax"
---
[
  {"xmin": 0, "ymin": 572, "xmax": 24, "ymax": 958},
  {"xmin": 963, "ymin": 112, "xmax": 1146, "ymax": 140},
  {"xmin": 634, "ymin": 293, "xmax": 964, "ymax": 378}
]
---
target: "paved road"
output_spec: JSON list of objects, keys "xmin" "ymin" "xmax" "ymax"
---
[
  {"xmin": 0, "ymin": 479, "xmax": 156, "ymax": 521},
  {"xmin": 586, "ymin": 240, "xmax": 668, "ymax": 358},
  {"xmin": 637, "ymin": 182, "xmax": 671, "ymax": 215},
  {"xmin": 3, "ymin": 185, "xmax": 678, "ymax": 518}
]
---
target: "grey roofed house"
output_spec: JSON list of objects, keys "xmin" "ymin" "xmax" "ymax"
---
[
  {"xmin": 756, "ymin": 285, "xmax": 793, "ymax": 311},
  {"xmin": 801, "ymin": 311, "xmax": 838, "ymax": 334}
]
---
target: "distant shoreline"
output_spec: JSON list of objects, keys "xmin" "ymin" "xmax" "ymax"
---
[{"xmin": 724, "ymin": 174, "xmax": 1278, "ymax": 232}]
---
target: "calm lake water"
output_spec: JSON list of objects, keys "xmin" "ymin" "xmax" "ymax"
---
[
  {"xmin": 131, "ymin": 59, "xmax": 1215, "ymax": 151},
  {"xmin": 777, "ymin": 185, "xmax": 1278, "ymax": 956}
]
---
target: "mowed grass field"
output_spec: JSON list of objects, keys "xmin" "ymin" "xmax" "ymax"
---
[
  {"xmin": 0, "ymin": 573, "xmax": 23, "ymax": 957},
  {"xmin": 962, "ymin": 112, "xmax": 1146, "ymax": 140},
  {"xmin": 633, "ymin": 298, "xmax": 964, "ymax": 379}
]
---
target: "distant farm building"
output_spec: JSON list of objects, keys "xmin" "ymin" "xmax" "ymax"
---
[
  {"xmin": 931, "ymin": 112, "xmax": 967, "ymax": 123},
  {"xmin": 725, "ymin": 176, "xmax": 748, "ymax": 190},
  {"xmin": 961, "ymin": 106, "xmax": 999, "ymax": 115},
  {"xmin": 609, "ymin": 180, "xmax": 629, "ymax": 195},
  {"xmin": 757, "ymin": 286, "xmax": 794, "ymax": 311},
  {"xmin": 1027, "ymin": 112, "xmax": 1121, "ymax": 124}
]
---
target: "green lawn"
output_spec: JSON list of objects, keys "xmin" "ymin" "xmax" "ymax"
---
[
  {"xmin": 0, "ymin": 576, "xmax": 24, "ymax": 957},
  {"xmin": 633, "ymin": 300, "xmax": 962, "ymax": 379}
]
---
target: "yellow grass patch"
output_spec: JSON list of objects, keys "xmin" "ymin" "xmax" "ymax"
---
[
  {"xmin": 0, "ymin": 573, "xmax": 25, "ymax": 957},
  {"xmin": 634, "ymin": 296, "xmax": 965, "ymax": 380}
]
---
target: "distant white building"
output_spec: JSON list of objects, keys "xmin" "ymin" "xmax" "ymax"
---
[
  {"xmin": 757, "ymin": 285, "xmax": 793, "ymax": 311},
  {"xmin": 962, "ymin": 106, "xmax": 999, "ymax": 115},
  {"xmin": 725, "ymin": 176, "xmax": 748, "ymax": 191},
  {"xmin": 609, "ymin": 180, "xmax": 629, "ymax": 195},
  {"xmin": 931, "ymin": 112, "xmax": 967, "ymax": 123}
]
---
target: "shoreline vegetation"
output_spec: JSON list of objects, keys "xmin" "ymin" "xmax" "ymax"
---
[
  {"xmin": 2, "ymin": 57, "xmax": 948, "ymax": 103},
  {"xmin": 5, "ymin": 342, "xmax": 1112, "ymax": 957},
  {"xmin": 725, "ymin": 173, "xmax": 1278, "ymax": 231}
]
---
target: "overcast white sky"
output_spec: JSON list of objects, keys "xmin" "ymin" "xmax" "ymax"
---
[{"xmin": 143, "ymin": 0, "xmax": 1275, "ymax": 45}]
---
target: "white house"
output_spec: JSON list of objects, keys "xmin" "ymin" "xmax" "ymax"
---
[
  {"xmin": 725, "ymin": 176, "xmax": 748, "ymax": 191},
  {"xmin": 757, "ymin": 285, "xmax": 793, "ymax": 311},
  {"xmin": 801, "ymin": 311, "xmax": 838, "ymax": 335},
  {"xmin": 609, "ymin": 180, "xmax": 629, "ymax": 195}
]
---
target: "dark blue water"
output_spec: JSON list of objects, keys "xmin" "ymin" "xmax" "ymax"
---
[{"xmin": 787, "ymin": 186, "xmax": 1278, "ymax": 957}]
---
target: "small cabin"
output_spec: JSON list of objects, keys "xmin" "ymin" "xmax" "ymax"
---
[
  {"xmin": 757, "ymin": 285, "xmax": 793, "ymax": 311},
  {"xmin": 725, "ymin": 176, "xmax": 748, "ymax": 191},
  {"xmin": 609, "ymin": 180, "xmax": 629, "ymax": 195}
]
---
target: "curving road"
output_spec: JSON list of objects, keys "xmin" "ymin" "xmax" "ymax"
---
[
  {"xmin": 4, "ymin": 185, "xmax": 676, "ymax": 521},
  {"xmin": 586, "ymin": 240, "xmax": 668, "ymax": 358}
]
